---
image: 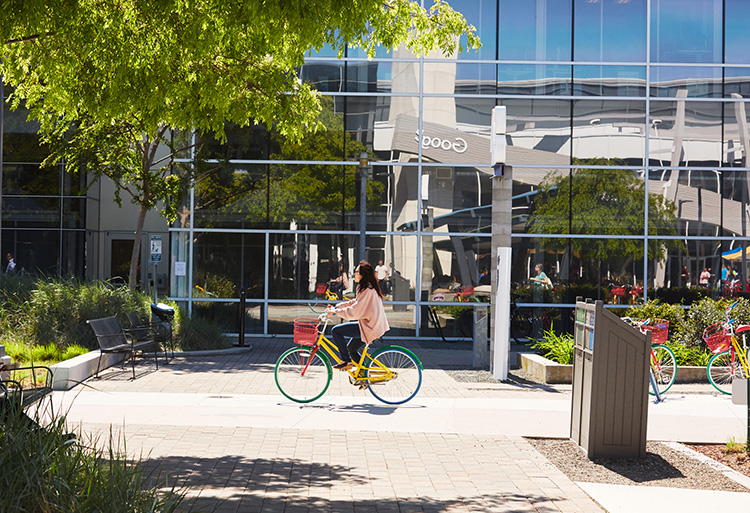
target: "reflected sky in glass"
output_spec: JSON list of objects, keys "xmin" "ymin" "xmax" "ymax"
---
[
  {"xmin": 725, "ymin": 0, "xmax": 750, "ymax": 64},
  {"xmin": 499, "ymin": 0, "xmax": 572, "ymax": 61},
  {"xmin": 574, "ymin": 0, "xmax": 646, "ymax": 62},
  {"xmin": 650, "ymin": 0, "xmax": 721, "ymax": 63}
]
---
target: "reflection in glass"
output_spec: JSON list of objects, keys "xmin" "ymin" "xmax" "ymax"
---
[
  {"xmin": 649, "ymin": 101, "xmax": 722, "ymax": 167},
  {"xmin": 2, "ymin": 197, "xmax": 61, "ymax": 228},
  {"xmin": 650, "ymin": 0, "xmax": 721, "ymax": 63},
  {"xmin": 501, "ymin": 99, "xmax": 572, "ymax": 162},
  {"xmin": 724, "ymin": 103, "xmax": 750, "ymax": 166},
  {"xmin": 193, "ymin": 232, "xmax": 265, "ymax": 300},
  {"xmin": 455, "ymin": 63, "xmax": 498, "ymax": 95},
  {"xmin": 194, "ymin": 164, "xmax": 268, "ymax": 229},
  {"xmin": 1, "ymin": 229, "xmax": 60, "ymax": 275},
  {"xmin": 572, "ymin": 100, "xmax": 646, "ymax": 164},
  {"xmin": 421, "ymin": 166, "xmax": 492, "ymax": 234},
  {"xmin": 574, "ymin": 0, "xmax": 646, "ymax": 62},
  {"xmin": 62, "ymin": 199, "xmax": 85, "ymax": 229},
  {"xmin": 725, "ymin": 0, "xmax": 750, "ymax": 65},
  {"xmin": 436, "ymin": 0, "xmax": 497, "ymax": 61},
  {"xmin": 573, "ymin": 66, "xmax": 646, "ymax": 97},
  {"xmin": 725, "ymin": 69, "xmax": 750, "ymax": 99},
  {"xmin": 513, "ymin": 237, "xmax": 647, "ymax": 305},
  {"xmin": 498, "ymin": 65, "xmax": 571, "ymax": 96},
  {"xmin": 192, "ymin": 301, "xmax": 261, "ymax": 334},
  {"xmin": 650, "ymin": 67, "xmax": 722, "ymax": 98},
  {"xmin": 648, "ymin": 239, "xmax": 723, "ymax": 295},
  {"xmin": 498, "ymin": 0, "xmax": 572, "ymax": 61},
  {"xmin": 61, "ymin": 231, "xmax": 85, "ymax": 277},
  {"xmin": 2, "ymin": 162, "xmax": 60, "ymax": 195},
  {"xmin": 2, "ymin": 105, "xmax": 47, "ymax": 162},
  {"xmin": 195, "ymin": 122, "xmax": 275, "ymax": 161},
  {"xmin": 647, "ymin": 168, "xmax": 730, "ymax": 237},
  {"xmin": 300, "ymin": 61, "xmax": 345, "ymax": 92},
  {"xmin": 421, "ymin": 234, "xmax": 492, "ymax": 301},
  {"xmin": 512, "ymin": 168, "xmax": 568, "ymax": 234},
  {"xmin": 346, "ymin": 61, "xmax": 394, "ymax": 93}
]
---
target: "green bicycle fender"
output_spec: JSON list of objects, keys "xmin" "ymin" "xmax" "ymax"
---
[{"xmin": 374, "ymin": 345, "xmax": 424, "ymax": 369}]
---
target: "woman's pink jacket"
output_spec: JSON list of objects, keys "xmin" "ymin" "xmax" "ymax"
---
[{"xmin": 333, "ymin": 286, "xmax": 389, "ymax": 344}]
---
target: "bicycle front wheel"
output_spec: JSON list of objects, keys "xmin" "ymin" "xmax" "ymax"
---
[
  {"xmin": 707, "ymin": 350, "xmax": 746, "ymax": 395},
  {"xmin": 649, "ymin": 344, "xmax": 676, "ymax": 395},
  {"xmin": 275, "ymin": 346, "xmax": 332, "ymax": 403},
  {"xmin": 366, "ymin": 347, "xmax": 422, "ymax": 405}
]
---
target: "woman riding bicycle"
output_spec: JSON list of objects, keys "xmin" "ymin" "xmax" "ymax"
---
[{"xmin": 326, "ymin": 260, "xmax": 389, "ymax": 371}]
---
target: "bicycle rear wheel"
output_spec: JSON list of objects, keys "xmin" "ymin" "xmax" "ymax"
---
[
  {"xmin": 275, "ymin": 346, "xmax": 332, "ymax": 403},
  {"xmin": 649, "ymin": 344, "xmax": 676, "ymax": 395},
  {"xmin": 365, "ymin": 347, "xmax": 422, "ymax": 405},
  {"xmin": 706, "ymin": 350, "xmax": 746, "ymax": 395}
]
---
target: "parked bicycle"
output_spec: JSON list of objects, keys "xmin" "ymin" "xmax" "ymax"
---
[
  {"xmin": 621, "ymin": 317, "xmax": 677, "ymax": 395},
  {"xmin": 308, "ymin": 281, "xmax": 355, "ymax": 313},
  {"xmin": 275, "ymin": 313, "xmax": 423, "ymax": 404},
  {"xmin": 704, "ymin": 301, "xmax": 750, "ymax": 395}
]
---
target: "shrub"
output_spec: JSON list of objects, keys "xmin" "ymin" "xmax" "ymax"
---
[
  {"xmin": 532, "ymin": 326, "xmax": 574, "ymax": 365},
  {"xmin": 174, "ymin": 312, "xmax": 232, "ymax": 351},
  {"xmin": 676, "ymin": 297, "xmax": 750, "ymax": 349},
  {"xmin": 623, "ymin": 300, "xmax": 686, "ymax": 340},
  {"xmin": 0, "ymin": 409, "xmax": 185, "ymax": 512},
  {"xmin": 664, "ymin": 341, "xmax": 712, "ymax": 367}
]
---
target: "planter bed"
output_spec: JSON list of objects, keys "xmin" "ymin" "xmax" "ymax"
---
[{"xmin": 517, "ymin": 353, "xmax": 709, "ymax": 385}]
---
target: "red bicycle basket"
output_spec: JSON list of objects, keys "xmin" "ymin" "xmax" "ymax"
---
[
  {"xmin": 703, "ymin": 323, "xmax": 731, "ymax": 353},
  {"xmin": 315, "ymin": 283, "xmax": 327, "ymax": 295},
  {"xmin": 641, "ymin": 319, "xmax": 669, "ymax": 344},
  {"xmin": 293, "ymin": 318, "xmax": 319, "ymax": 346}
]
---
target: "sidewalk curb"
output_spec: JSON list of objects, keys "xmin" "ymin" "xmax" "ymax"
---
[{"xmin": 665, "ymin": 442, "xmax": 750, "ymax": 490}]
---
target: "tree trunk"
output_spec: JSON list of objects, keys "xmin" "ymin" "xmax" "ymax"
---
[{"xmin": 128, "ymin": 204, "xmax": 149, "ymax": 291}]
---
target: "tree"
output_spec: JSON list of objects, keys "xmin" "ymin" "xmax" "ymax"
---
[
  {"xmin": 1, "ymin": 0, "xmax": 479, "ymax": 289},
  {"xmin": 528, "ymin": 158, "xmax": 683, "ymax": 280}
]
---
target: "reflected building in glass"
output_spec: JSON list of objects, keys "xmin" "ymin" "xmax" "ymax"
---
[{"xmin": 5, "ymin": 0, "xmax": 750, "ymax": 338}]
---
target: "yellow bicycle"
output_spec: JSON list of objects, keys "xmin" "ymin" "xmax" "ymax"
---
[
  {"xmin": 274, "ymin": 314, "xmax": 423, "ymax": 404},
  {"xmin": 704, "ymin": 301, "xmax": 750, "ymax": 395}
]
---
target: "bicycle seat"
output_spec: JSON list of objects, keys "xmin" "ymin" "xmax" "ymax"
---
[{"xmin": 735, "ymin": 325, "xmax": 750, "ymax": 333}]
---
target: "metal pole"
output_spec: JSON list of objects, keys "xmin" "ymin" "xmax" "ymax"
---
[
  {"xmin": 358, "ymin": 152, "xmax": 368, "ymax": 264},
  {"xmin": 239, "ymin": 289, "xmax": 246, "ymax": 347},
  {"xmin": 0, "ymin": 76, "xmax": 4, "ymax": 285}
]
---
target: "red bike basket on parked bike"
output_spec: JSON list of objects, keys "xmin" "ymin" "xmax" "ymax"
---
[
  {"xmin": 641, "ymin": 319, "xmax": 669, "ymax": 344},
  {"xmin": 293, "ymin": 318, "xmax": 319, "ymax": 346},
  {"xmin": 703, "ymin": 323, "xmax": 731, "ymax": 353}
]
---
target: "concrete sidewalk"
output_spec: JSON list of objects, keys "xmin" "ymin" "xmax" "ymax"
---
[{"xmin": 49, "ymin": 338, "xmax": 750, "ymax": 512}]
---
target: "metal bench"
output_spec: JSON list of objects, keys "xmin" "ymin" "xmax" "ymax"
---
[
  {"xmin": 126, "ymin": 309, "xmax": 174, "ymax": 361},
  {"xmin": 87, "ymin": 316, "xmax": 160, "ymax": 379},
  {"xmin": 1, "ymin": 362, "xmax": 54, "ymax": 428}
]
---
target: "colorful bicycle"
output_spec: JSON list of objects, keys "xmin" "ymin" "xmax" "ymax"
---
[
  {"xmin": 622, "ymin": 317, "xmax": 677, "ymax": 395},
  {"xmin": 704, "ymin": 301, "xmax": 750, "ymax": 395},
  {"xmin": 274, "ymin": 314, "xmax": 423, "ymax": 404}
]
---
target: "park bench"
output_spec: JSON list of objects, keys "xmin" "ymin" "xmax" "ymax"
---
[
  {"xmin": 87, "ymin": 316, "xmax": 160, "ymax": 379},
  {"xmin": 1, "ymin": 360, "xmax": 54, "ymax": 428},
  {"xmin": 126, "ymin": 310, "xmax": 174, "ymax": 361}
]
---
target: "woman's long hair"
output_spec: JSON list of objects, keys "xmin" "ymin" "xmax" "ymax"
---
[{"xmin": 356, "ymin": 260, "xmax": 383, "ymax": 298}]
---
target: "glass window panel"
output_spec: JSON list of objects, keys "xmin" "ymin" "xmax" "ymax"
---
[
  {"xmin": 501, "ymin": 99, "xmax": 572, "ymax": 164},
  {"xmin": 3, "ymin": 197, "xmax": 60, "ymax": 228},
  {"xmin": 422, "ymin": 234, "xmax": 492, "ymax": 301},
  {"xmin": 2, "ymin": 105, "xmax": 48, "ymax": 162},
  {"xmin": 431, "ymin": 0, "xmax": 496, "ymax": 61},
  {"xmin": 648, "ymin": 239, "xmax": 724, "ymax": 295},
  {"xmin": 455, "ymin": 63, "xmax": 497, "ymax": 95},
  {"xmin": 572, "ymin": 100, "xmax": 646, "ymax": 164},
  {"xmin": 650, "ymin": 66, "xmax": 723, "ymax": 98},
  {"xmin": 62, "ymin": 169, "xmax": 87, "ymax": 196},
  {"xmin": 195, "ymin": 122, "xmax": 275, "ymax": 161},
  {"xmin": 513, "ymin": 237, "xmax": 645, "ymax": 305},
  {"xmin": 573, "ymin": 66, "xmax": 646, "ymax": 97},
  {"xmin": 191, "ymin": 301, "xmax": 256, "ymax": 334},
  {"xmin": 268, "ymin": 233, "xmax": 358, "ymax": 300},
  {"xmin": 646, "ymin": 168, "xmax": 724, "ymax": 237},
  {"xmin": 498, "ymin": 0, "xmax": 572, "ymax": 61},
  {"xmin": 422, "ymin": 166, "xmax": 492, "ymax": 234},
  {"xmin": 300, "ymin": 61, "xmax": 345, "ymax": 92},
  {"xmin": 720, "ymin": 171, "xmax": 750, "ymax": 238},
  {"xmin": 61, "ymin": 230, "xmax": 85, "ymax": 278},
  {"xmin": 2, "ymin": 229, "xmax": 60, "ymax": 275},
  {"xmin": 193, "ymin": 232, "xmax": 265, "ymax": 300},
  {"xmin": 193, "ymin": 163, "xmax": 268, "ymax": 229},
  {"xmin": 368, "ymin": 164, "xmax": 418, "ymax": 233},
  {"xmin": 723, "ymin": 102, "xmax": 750, "ymax": 167},
  {"xmin": 574, "ymin": 0, "xmax": 646, "ymax": 62},
  {"xmin": 513, "ymin": 168, "xmax": 569, "ymax": 234},
  {"xmin": 346, "ymin": 61, "xmax": 396, "ymax": 93},
  {"xmin": 650, "ymin": 0, "xmax": 722, "ymax": 63},
  {"xmin": 347, "ymin": 95, "xmax": 410, "ymax": 154},
  {"xmin": 2, "ymin": 162, "xmax": 60, "ymax": 195},
  {"xmin": 648, "ymin": 101, "xmax": 722, "ymax": 167},
  {"xmin": 170, "ymin": 231, "xmax": 191, "ymax": 298},
  {"xmin": 454, "ymin": 97, "xmax": 494, "ymax": 131},
  {"xmin": 498, "ymin": 64, "xmax": 572, "ymax": 96},
  {"xmin": 62, "ymin": 198, "xmax": 85, "ymax": 229},
  {"xmin": 725, "ymin": 0, "xmax": 750, "ymax": 65},
  {"xmin": 725, "ymin": 68, "xmax": 750, "ymax": 99}
]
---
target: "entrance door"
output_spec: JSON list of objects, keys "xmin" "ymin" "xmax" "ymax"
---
[{"xmin": 110, "ymin": 239, "xmax": 141, "ymax": 287}]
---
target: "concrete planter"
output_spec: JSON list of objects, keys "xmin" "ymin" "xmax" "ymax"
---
[{"xmin": 517, "ymin": 353, "xmax": 710, "ymax": 385}]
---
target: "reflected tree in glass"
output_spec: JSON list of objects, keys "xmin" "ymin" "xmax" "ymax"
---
[{"xmin": 528, "ymin": 158, "xmax": 683, "ymax": 281}]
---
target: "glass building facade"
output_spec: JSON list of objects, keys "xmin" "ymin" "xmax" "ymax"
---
[{"xmin": 5, "ymin": 0, "xmax": 750, "ymax": 339}]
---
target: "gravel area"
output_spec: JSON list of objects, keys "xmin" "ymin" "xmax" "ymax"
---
[{"xmin": 528, "ymin": 438, "xmax": 750, "ymax": 493}]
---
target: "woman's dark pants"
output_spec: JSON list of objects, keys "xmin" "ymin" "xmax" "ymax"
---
[{"xmin": 331, "ymin": 321, "xmax": 365, "ymax": 363}]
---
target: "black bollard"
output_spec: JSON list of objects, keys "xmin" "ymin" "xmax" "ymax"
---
[{"xmin": 239, "ymin": 289, "xmax": 246, "ymax": 347}]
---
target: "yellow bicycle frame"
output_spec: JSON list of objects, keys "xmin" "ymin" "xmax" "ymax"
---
[
  {"xmin": 728, "ymin": 334, "xmax": 750, "ymax": 376},
  {"xmin": 307, "ymin": 330, "xmax": 396, "ymax": 385}
]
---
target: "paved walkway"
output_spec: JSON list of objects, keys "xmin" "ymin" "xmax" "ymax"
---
[{"xmin": 50, "ymin": 338, "xmax": 750, "ymax": 512}]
